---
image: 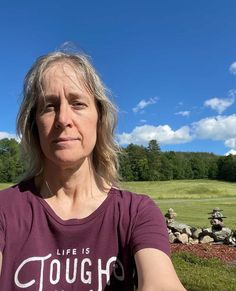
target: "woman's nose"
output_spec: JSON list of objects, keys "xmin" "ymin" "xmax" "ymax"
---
[{"xmin": 55, "ymin": 104, "xmax": 73, "ymax": 128}]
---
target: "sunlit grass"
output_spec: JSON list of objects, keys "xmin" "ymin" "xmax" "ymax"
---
[
  {"xmin": 121, "ymin": 179, "xmax": 236, "ymax": 199},
  {"xmin": 172, "ymin": 252, "xmax": 236, "ymax": 291},
  {"xmin": 0, "ymin": 183, "xmax": 13, "ymax": 190},
  {"xmin": 121, "ymin": 180, "xmax": 236, "ymax": 229}
]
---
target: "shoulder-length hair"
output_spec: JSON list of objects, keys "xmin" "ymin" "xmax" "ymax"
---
[{"xmin": 17, "ymin": 51, "xmax": 120, "ymax": 185}]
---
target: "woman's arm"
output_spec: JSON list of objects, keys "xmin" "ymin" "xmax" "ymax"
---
[{"xmin": 135, "ymin": 248, "xmax": 186, "ymax": 291}]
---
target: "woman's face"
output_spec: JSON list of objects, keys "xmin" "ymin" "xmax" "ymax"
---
[{"xmin": 35, "ymin": 62, "xmax": 98, "ymax": 170}]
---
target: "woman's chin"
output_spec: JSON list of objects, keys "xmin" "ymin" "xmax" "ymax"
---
[{"xmin": 44, "ymin": 155, "xmax": 89, "ymax": 170}]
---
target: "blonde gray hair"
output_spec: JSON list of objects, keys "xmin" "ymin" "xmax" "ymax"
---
[{"xmin": 17, "ymin": 51, "xmax": 120, "ymax": 185}]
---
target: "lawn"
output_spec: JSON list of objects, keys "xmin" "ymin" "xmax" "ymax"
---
[
  {"xmin": 121, "ymin": 179, "xmax": 236, "ymax": 199},
  {"xmin": 172, "ymin": 252, "xmax": 236, "ymax": 291},
  {"xmin": 122, "ymin": 179, "xmax": 236, "ymax": 229},
  {"xmin": 0, "ymin": 183, "xmax": 13, "ymax": 190}
]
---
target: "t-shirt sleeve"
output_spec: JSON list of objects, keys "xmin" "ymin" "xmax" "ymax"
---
[
  {"xmin": 0, "ymin": 210, "xmax": 5, "ymax": 252},
  {"xmin": 130, "ymin": 196, "xmax": 170, "ymax": 256},
  {"xmin": 0, "ymin": 219, "xmax": 5, "ymax": 252}
]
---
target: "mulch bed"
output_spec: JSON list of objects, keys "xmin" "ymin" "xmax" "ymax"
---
[{"xmin": 170, "ymin": 243, "xmax": 236, "ymax": 263}]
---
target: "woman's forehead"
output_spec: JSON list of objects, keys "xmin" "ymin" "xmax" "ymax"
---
[
  {"xmin": 42, "ymin": 62, "xmax": 83, "ymax": 82},
  {"xmin": 36, "ymin": 61, "xmax": 97, "ymax": 106},
  {"xmin": 41, "ymin": 61, "xmax": 90, "ymax": 92}
]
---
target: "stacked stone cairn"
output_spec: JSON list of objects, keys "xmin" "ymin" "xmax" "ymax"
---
[{"xmin": 165, "ymin": 207, "xmax": 236, "ymax": 245}]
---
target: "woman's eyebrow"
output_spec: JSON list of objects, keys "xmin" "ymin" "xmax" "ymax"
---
[
  {"xmin": 68, "ymin": 92, "xmax": 91, "ymax": 102},
  {"xmin": 42, "ymin": 94, "xmax": 58, "ymax": 102},
  {"xmin": 40, "ymin": 92, "xmax": 92, "ymax": 104}
]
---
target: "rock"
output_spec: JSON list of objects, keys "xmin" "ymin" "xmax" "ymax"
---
[
  {"xmin": 211, "ymin": 221, "xmax": 224, "ymax": 231},
  {"xmin": 165, "ymin": 207, "xmax": 234, "ymax": 246},
  {"xmin": 226, "ymin": 236, "xmax": 236, "ymax": 246},
  {"xmin": 202, "ymin": 227, "xmax": 212, "ymax": 234},
  {"xmin": 168, "ymin": 232, "xmax": 177, "ymax": 243},
  {"xmin": 200, "ymin": 235, "xmax": 214, "ymax": 244},
  {"xmin": 192, "ymin": 228, "xmax": 202, "ymax": 239},
  {"xmin": 201, "ymin": 228, "xmax": 213, "ymax": 239},
  {"xmin": 175, "ymin": 233, "xmax": 189, "ymax": 244},
  {"xmin": 212, "ymin": 227, "xmax": 232, "ymax": 242},
  {"xmin": 168, "ymin": 221, "xmax": 192, "ymax": 235},
  {"xmin": 165, "ymin": 208, "xmax": 177, "ymax": 220},
  {"xmin": 182, "ymin": 227, "xmax": 192, "ymax": 237},
  {"xmin": 189, "ymin": 237, "xmax": 199, "ymax": 244}
]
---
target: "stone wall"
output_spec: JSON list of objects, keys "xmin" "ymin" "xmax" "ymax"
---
[{"xmin": 165, "ymin": 208, "xmax": 236, "ymax": 246}]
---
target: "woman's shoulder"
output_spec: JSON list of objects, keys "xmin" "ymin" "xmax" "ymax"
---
[
  {"xmin": 0, "ymin": 179, "xmax": 35, "ymax": 206},
  {"xmin": 0, "ymin": 183, "xmax": 19, "ymax": 200},
  {"xmin": 111, "ymin": 187, "xmax": 169, "ymax": 255},
  {"xmin": 111, "ymin": 187, "xmax": 158, "ymax": 212},
  {"xmin": 111, "ymin": 186, "xmax": 149, "ymax": 199}
]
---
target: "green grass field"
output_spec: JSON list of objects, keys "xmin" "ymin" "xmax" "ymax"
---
[
  {"xmin": 122, "ymin": 179, "xmax": 236, "ymax": 229},
  {"xmin": 172, "ymin": 252, "xmax": 236, "ymax": 291},
  {"xmin": 0, "ymin": 183, "xmax": 13, "ymax": 190},
  {"xmin": 121, "ymin": 179, "xmax": 236, "ymax": 199}
]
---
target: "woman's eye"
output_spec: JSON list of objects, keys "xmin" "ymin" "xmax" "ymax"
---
[
  {"xmin": 44, "ymin": 103, "xmax": 56, "ymax": 111},
  {"xmin": 72, "ymin": 102, "xmax": 87, "ymax": 109}
]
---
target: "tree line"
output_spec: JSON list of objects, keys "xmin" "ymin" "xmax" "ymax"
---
[
  {"xmin": 119, "ymin": 140, "xmax": 236, "ymax": 182},
  {"xmin": 0, "ymin": 138, "xmax": 236, "ymax": 183}
]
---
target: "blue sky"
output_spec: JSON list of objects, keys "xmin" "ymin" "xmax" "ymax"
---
[{"xmin": 1, "ymin": 0, "xmax": 236, "ymax": 155}]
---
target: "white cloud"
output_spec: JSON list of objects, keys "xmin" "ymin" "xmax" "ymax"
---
[
  {"xmin": 175, "ymin": 111, "xmax": 190, "ymax": 117},
  {"xmin": 225, "ymin": 149, "xmax": 236, "ymax": 156},
  {"xmin": 117, "ymin": 125, "xmax": 192, "ymax": 145},
  {"xmin": 204, "ymin": 97, "xmax": 235, "ymax": 114},
  {"xmin": 132, "ymin": 97, "xmax": 158, "ymax": 113},
  {"xmin": 229, "ymin": 62, "xmax": 236, "ymax": 75},
  {"xmin": 140, "ymin": 119, "xmax": 147, "ymax": 123},
  {"xmin": 224, "ymin": 138, "xmax": 236, "ymax": 149},
  {"xmin": 192, "ymin": 114, "xmax": 236, "ymax": 140},
  {"xmin": 117, "ymin": 113, "xmax": 236, "ymax": 155},
  {"xmin": 0, "ymin": 131, "xmax": 17, "ymax": 140}
]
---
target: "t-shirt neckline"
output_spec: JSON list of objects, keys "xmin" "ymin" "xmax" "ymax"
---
[{"xmin": 25, "ymin": 178, "xmax": 116, "ymax": 226}]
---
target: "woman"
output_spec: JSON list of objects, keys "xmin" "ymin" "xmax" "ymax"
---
[{"xmin": 0, "ymin": 52, "xmax": 185, "ymax": 290}]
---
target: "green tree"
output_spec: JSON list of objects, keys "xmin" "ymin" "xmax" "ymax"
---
[
  {"xmin": 190, "ymin": 156, "xmax": 207, "ymax": 179},
  {"xmin": 118, "ymin": 150, "xmax": 134, "ymax": 181},
  {"xmin": 126, "ymin": 144, "xmax": 150, "ymax": 181},
  {"xmin": 159, "ymin": 154, "xmax": 173, "ymax": 180},
  {"xmin": 0, "ymin": 138, "xmax": 26, "ymax": 182},
  {"xmin": 217, "ymin": 155, "xmax": 236, "ymax": 182},
  {"xmin": 146, "ymin": 140, "xmax": 161, "ymax": 180}
]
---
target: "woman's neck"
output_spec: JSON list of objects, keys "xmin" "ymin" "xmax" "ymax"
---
[
  {"xmin": 34, "ymin": 160, "xmax": 111, "ymax": 220},
  {"xmin": 35, "ymin": 158, "xmax": 108, "ymax": 200}
]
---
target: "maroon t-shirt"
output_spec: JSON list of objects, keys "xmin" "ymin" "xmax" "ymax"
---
[{"xmin": 0, "ymin": 179, "xmax": 170, "ymax": 291}]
